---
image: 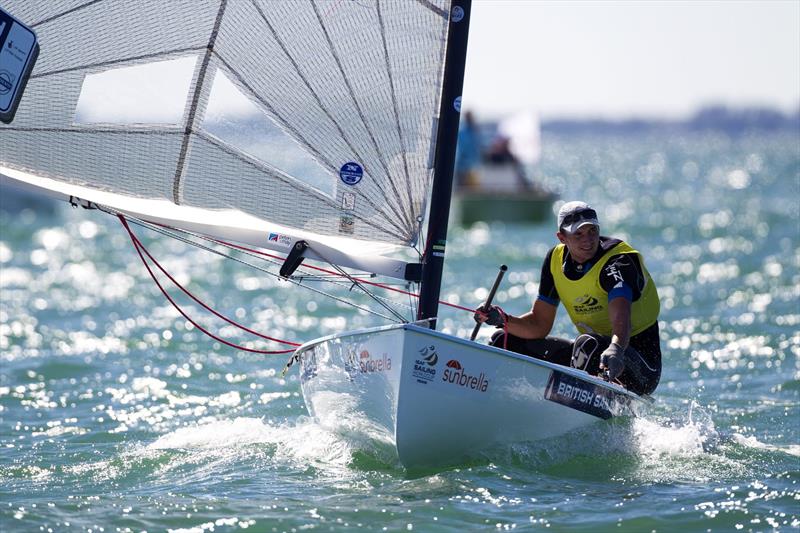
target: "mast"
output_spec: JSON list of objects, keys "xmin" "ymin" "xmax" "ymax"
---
[{"xmin": 417, "ymin": 0, "xmax": 472, "ymax": 328}]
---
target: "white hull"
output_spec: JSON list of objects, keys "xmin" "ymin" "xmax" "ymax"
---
[{"xmin": 296, "ymin": 323, "xmax": 642, "ymax": 468}]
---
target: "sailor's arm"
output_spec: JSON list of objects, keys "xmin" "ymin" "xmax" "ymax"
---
[
  {"xmin": 505, "ymin": 298, "xmax": 557, "ymax": 339},
  {"xmin": 598, "ymin": 251, "xmax": 638, "ymax": 377},
  {"xmin": 607, "ymin": 296, "xmax": 632, "ymax": 348},
  {"xmin": 598, "ymin": 295, "xmax": 632, "ymax": 380}
]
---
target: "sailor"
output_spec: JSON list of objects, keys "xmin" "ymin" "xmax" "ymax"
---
[
  {"xmin": 454, "ymin": 111, "xmax": 481, "ymax": 190},
  {"xmin": 473, "ymin": 201, "xmax": 661, "ymax": 395}
]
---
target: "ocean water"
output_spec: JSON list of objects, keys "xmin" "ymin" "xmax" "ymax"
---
[{"xmin": 1, "ymin": 131, "xmax": 798, "ymax": 532}]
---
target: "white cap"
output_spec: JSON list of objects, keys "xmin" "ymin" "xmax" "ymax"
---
[{"xmin": 557, "ymin": 201, "xmax": 599, "ymax": 234}]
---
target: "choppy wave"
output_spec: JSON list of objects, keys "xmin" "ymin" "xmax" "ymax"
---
[{"xmin": 2, "ymin": 132, "xmax": 798, "ymax": 531}]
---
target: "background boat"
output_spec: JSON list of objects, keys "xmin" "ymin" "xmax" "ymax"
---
[
  {"xmin": 453, "ymin": 111, "xmax": 558, "ymax": 225},
  {"xmin": 453, "ymin": 164, "xmax": 558, "ymax": 225}
]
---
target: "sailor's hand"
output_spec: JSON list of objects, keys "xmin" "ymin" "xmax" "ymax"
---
[
  {"xmin": 473, "ymin": 305, "xmax": 506, "ymax": 328},
  {"xmin": 599, "ymin": 342, "xmax": 625, "ymax": 381}
]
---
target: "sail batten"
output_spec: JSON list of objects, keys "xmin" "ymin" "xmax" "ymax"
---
[
  {"xmin": 30, "ymin": 47, "xmax": 206, "ymax": 79},
  {"xmin": 173, "ymin": 0, "xmax": 227, "ymax": 205},
  {"xmin": 2, "ymin": 0, "xmax": 452, "ymax": 252},
  {"xmin": 309, "ymin": 1, "xmax": 414, "ymax": 232}
]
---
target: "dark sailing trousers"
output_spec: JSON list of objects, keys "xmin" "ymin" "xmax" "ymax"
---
[{"xmin": 489, "ymin": 323, "xmax": 662, "ymax": 395}]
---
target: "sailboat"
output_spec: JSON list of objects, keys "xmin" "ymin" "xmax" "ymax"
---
[
  {"xmin": 454, "ymin": 111, "xmax": 558, "ymax": 225},
  {"xmin": 1, "ymin": 1, "xmax": 644, "ymax": 469}
]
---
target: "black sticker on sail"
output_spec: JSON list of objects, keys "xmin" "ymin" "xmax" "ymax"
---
[{"xmin": 544, "ymin": 370, "xmax": 629, "ymax": 420}]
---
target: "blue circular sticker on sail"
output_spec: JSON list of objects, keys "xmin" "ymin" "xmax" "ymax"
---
[
  {"xmin": 340, "ymin": 162, "xmax": 363, "ymax": 186},
  {"xmin": 451, "ymin": 6, "xmax": 465, "ymax": 23},
  {"xmin": 453, "ymin": 96, "xmax": 462, "ymax": 112}
]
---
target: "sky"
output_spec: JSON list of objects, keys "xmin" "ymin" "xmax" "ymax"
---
[{"xmin": 462, "ymin": 1, "xmax": 800, "ymax": 120}]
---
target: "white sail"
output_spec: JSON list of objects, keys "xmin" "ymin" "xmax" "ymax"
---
[
  {"xmin": 1, "ymin": 0, "xmax": 452, "ymax": 274},
  {"xmin": 2, "ymin": 1, "xmax": 650, "ymax": 470},
  {"xmin": 498, "ymin": 111, "xmax": 541, "ymax": 165}
]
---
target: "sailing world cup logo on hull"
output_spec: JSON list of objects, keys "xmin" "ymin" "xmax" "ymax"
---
[
  {"xmin": 413, "ymin": 345, "xmax": 438, "ymax": 384},
  {"xmin": 441, "ymin": 359, "xmax": 489, "ymax": 393}
]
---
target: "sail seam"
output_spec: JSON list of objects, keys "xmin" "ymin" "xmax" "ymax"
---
[
  {"xmin": 30, "ymin": 47, "xmax": 206, "ymax": 80},
  {"xmin": 310, "ymin": 0, "xmax": 415, "ymax": 233},
  {"xmin": 172, "ymin": 0, "xmax": 228, "ymax": 205},
  {"xmin": 246, "ymin": 0, "xmax": 412, "ymax": 236},
  {"xmin": 0, "ymin": 127, "xmax": 181, "ymax": 134},
  {"xmin": 30, "ymin": 0, "xmax": 106, "ymax": 28},
  {"xmin": 376, "ymin": 0, "xmax": 416, "ymax": 228},
  {"xmin": 208, "ymin": 54, "xmax": 410, "ymax": 240},
  {"xmin": 210, "ymin": 55, "xmax": 338, "ymax": 172},
  {"xmin": 116, "ymin": 211, "xmax": 404, "ymax": 322},
  {"xmin": 193, "ymin": 131, "xmax": 411, "ymax": 242}
]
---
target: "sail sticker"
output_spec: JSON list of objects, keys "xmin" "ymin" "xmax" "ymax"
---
[
  {"xmin": 412, "ymin": 345, "xmax": 439, "ymax": 384},
  {"xmin": 339, "ymin": 215, "xmax": 354, "ymax": 234},
  {"xmin": 451, "ymin": 6, "xmax": 465, "ymax": 23},
  {"xmin": 544, "ymin": 370, "xmax": 630, "ymax": 420},
  {"xmin": 0, "ymin": 7, "xmax": 39, "ymax": 123},
  {"xmin": 267, "ymin": 232, "xmax": 293, "ymax": 247},
  {"xmin": 453, "ymin": 96, "xmax": 462, "ymax": 112},
  {"xmin": 358, "ymin": 349, "xmax": 392, "ymax": 373},
  {"xmin": 339, "ymin": 162, "xmax": 363, "ymax": 185},
  {"xmin": 441, "ymin": 359, "xmax": 489, "ymax": 393},
  {"xmin": 342, "ymin": 192, "xmax": 356, "ymax": 211}
]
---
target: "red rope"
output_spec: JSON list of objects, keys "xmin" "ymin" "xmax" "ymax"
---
[{"xmin": 119, "ymin": 215, "xmax": 298, "ymax": 354}]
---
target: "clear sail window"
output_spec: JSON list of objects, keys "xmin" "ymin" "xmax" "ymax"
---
[
  {"xmin": 203, "ymin": 69, "xmax": 334, "ymax": 197},
  {"xmin": 74, "ymin": 56, "xmax": 198, "ymax": 125}
]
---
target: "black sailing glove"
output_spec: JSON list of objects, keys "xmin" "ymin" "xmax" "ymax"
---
[
  {"xmin": 599, "ymin": 342, "xmax": 625, "ymax": 381},
  {"xmin": 473, "ymin": 304, "xmax": 507, "ymax": 328}
]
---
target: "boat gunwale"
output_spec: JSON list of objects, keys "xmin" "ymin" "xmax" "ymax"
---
[{"xmin": 293, "ymin": 322, "xmax": 642, "ymax": 401}]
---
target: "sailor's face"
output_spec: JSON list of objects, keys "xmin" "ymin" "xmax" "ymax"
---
[{"xmin": 558, "ymin": 225, "xmax": 600, "ymax": 263}]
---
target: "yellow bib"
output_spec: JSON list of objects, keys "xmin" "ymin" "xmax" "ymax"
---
[{"xmin": 550, "ymin": 241, "xmax": 660, "ymax": 336}]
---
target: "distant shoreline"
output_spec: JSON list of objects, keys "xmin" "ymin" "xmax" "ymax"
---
[{"xmin": 539, "ymin": 105, "xmax": 800, "ymax": 136}]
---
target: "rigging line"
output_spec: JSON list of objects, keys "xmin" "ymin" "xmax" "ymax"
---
[
  {"xmin": 118, "ymin": 216, "xmax": 295, "ymax": 355},
  {"xmin": 118, "ymin": 215, "xmax": 300, "ymax": 347},
  {"xmin": 161, "ymin": 226, "xmax": 413, "ymax": 315},
  {"xmin": 30, "ymin": 0, "xmax": 105, "ymax": 27},
  {"xmin": 30, "ymin": 47, "xmax": 205, "ymax": 79},
  {"xmin": 173, "ymin": 0, "xmax": 228, "ymax": 205},
  {"xmin": 375, "ymin": 0, "xmax": 415, "ymax": 224},
  {"xmin": 209, "ymin": 237, "xmax": 471, "ymax": 312},
  {"xmin": 310, "ymin": 0, "xmax": 416, "ymax": 232},
  {"xmin": 306, "ymin": 243, "xmax": 409, "ymax": 322},
  {"xmin": 192, "ymin": 130, "xmax": 410, "ymax": 243},
  {"xmin": 108, "ymin": 209, "xmax": 402, "ymax": 323},
  {"xmin": 103, "ymin": 206, "xmax": 460, "ymax": 316},
  {"xmin": 203, "ymin": 233, "xmax": 415, "ymax": 314},
  {"xmin": 210, "ymin": 238, "xmax": 412, "ymax": 296},
  {"xmin": 243, "ymin": 1, "xmax": 413, "ymax": 235}
]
